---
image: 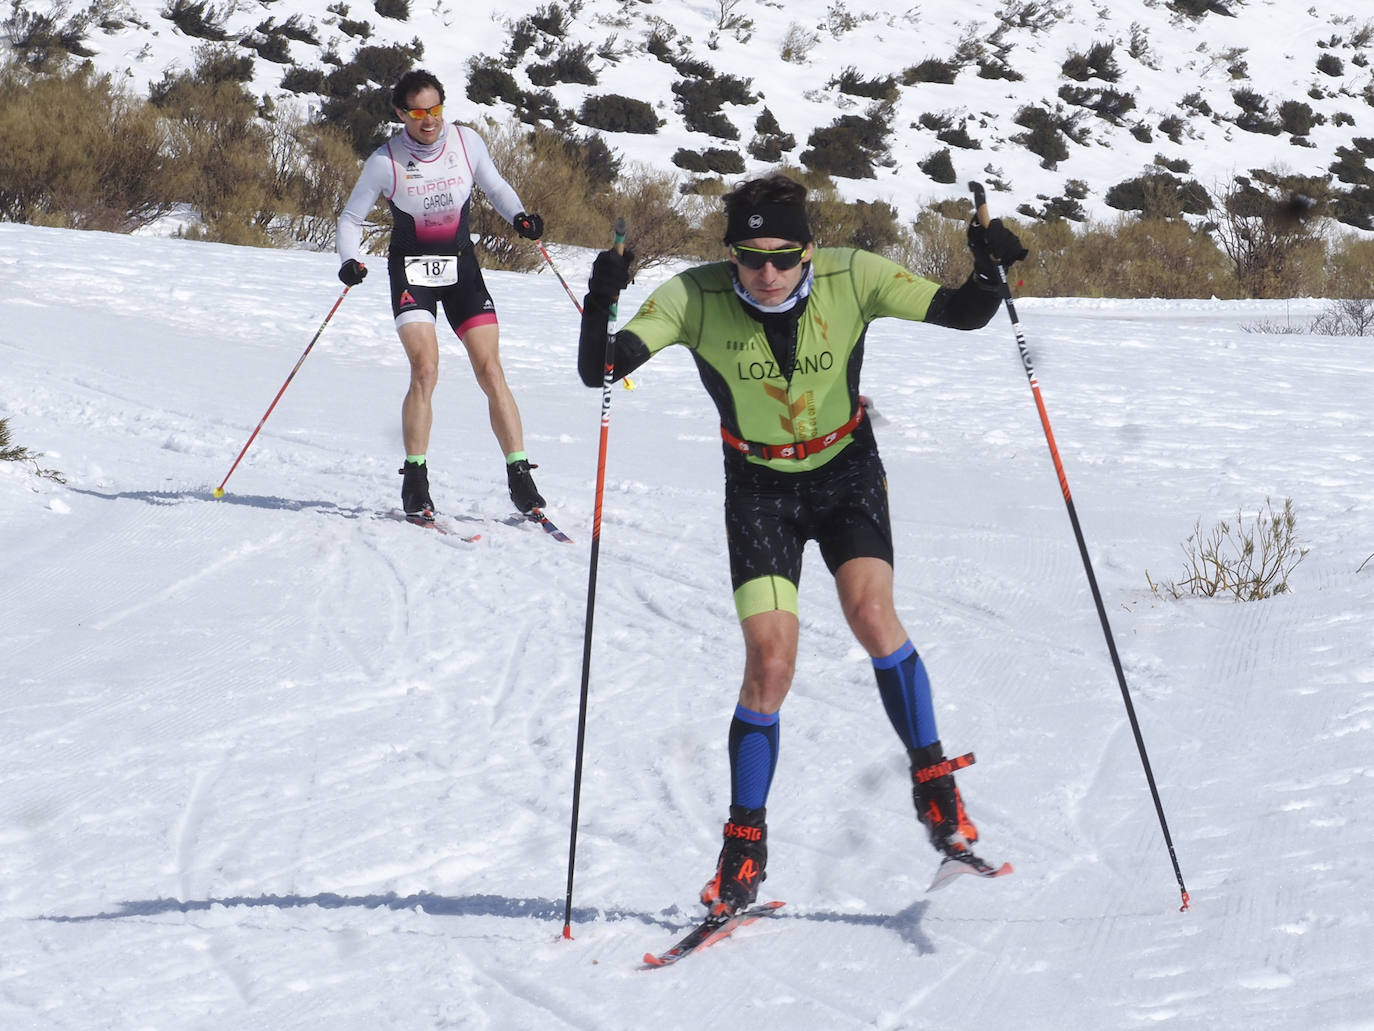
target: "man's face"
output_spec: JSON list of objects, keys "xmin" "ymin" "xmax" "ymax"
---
[
  {"xmin": 397, "ymin": 85, "xmax": 443, "ymax": 145},
  {"xmin": 729, "ymin": 237, "xmax": 813, "ymax": 306}
]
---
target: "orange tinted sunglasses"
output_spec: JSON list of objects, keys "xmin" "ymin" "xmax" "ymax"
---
[{"xmin": 404, "ymin": 104, "xmax": 443, "ymax": 120}]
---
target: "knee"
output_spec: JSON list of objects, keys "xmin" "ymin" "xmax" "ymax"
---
[
  {"xmin": 745, "ymin": 649, "xmax": 795, "ymax": 708},
  {"xmin": 844, "ymin": 595, "xmax": 890, "ymax": 639},
  {"xmin": 409, "ymin": 360, "xmax": 439, "ymax": 393}
]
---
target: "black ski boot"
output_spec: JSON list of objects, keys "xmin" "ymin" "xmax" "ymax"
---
[
  {"xmin": 507, "ymin": 458, "xmax": 546, "ymax": 513},
  {"xmin": 909, "ymin": 742, "xmax": 979, "ymax": 859},
  {"xmin": 699, "ymin": 805, "xmax": 767, "ymax": 916},
  {"xmin": 399, "ymin": 460, "xmax": 435, "ymax": 519}
]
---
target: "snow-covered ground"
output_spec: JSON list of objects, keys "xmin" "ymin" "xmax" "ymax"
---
[{"xmin": 2, "ymin": 221, "xmax": 1372, "ymax": 1028}]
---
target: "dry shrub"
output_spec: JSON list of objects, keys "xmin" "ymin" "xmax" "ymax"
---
[
  {"xmin": 885, "ymin": 204, "xmax": 972, "ymax": 282},
  {"xmin": 0, "ymin": 58, "xmax": 178, "ymax": 231},
  {"xmin": 1323, "ymin": 235, "xmax": 1374, "ymax": 298},
  {"xmin": 593, "ymin": 161, "xmax": 702, "ymax": 270},
  {"xmin": 159, "ymin": 75, "xmax": 276, "ymax": 246},
  {"xmin": 1148, "ymin": 498, "xmax": 1308, "ymax": 601},
  {"xmin": 470, "ymin": 119, "xmax": 703, "ymax": 271},
  {"xmin": 265, "ymin": 105, "xmax": 362, "ymax": 249},
  {"xmin": 1095, "ymin": 217, "xmax": 1234, "ymax": 297}
]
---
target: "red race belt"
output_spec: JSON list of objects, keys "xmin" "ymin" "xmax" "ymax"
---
[{"xmin": 720, "ymin": 405, "xmax": 864, "ymax": 461}]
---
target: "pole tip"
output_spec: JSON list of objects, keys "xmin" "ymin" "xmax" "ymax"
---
[
  {"xmin": 213, "ymin": 487, "xmax": 225, "ymax": 498},
  {"xmin": 562, "ymin": 924, "xmax": 574, "ymax": 940}
]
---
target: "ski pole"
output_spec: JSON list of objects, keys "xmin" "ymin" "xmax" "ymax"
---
[
  {"xmin": 536, "ymin": 238, "xmax": 635, "ymax": 391},
  {"xmin": 536, "ymin": 240, "xmax": 584, "ymax": 315},
  {"xmin": 563, "ymin": 217, "xmax": 627, "ymax": 939},
  {"xmin": 969, "ymin": 181, "xmax": 1190, "ymax": 912},
  {"xmin": 213, "ymin": 287, "xmax": 350, "ymax": 498}
]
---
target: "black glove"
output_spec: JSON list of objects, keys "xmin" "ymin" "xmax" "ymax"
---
[
  {"xmin": 588, "ymin": 248, "xmax": 634, "ymax": 297},
  {"xmin": 338, "ymin": 258, "xmax": 368, "ymax": 286},
  {"xmin": 513, "ymin": 211, "xmax": 544, "ymax": 240},
  {"xmin": 967, "ymin": 218, "xmax": 1027, "ymax": 289}
]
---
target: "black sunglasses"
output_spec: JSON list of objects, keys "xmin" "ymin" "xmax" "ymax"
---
[{"xmin": 731, "ymin": 245, "xmax": 807, "ymax": 271}]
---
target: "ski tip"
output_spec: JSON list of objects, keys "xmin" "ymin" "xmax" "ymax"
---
[{"xmin": 928, "ymin": 856, "xmax": 1013, "ymax": 892}]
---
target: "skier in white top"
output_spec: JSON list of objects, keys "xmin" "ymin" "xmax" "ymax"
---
[{"xmin": 337, "ymin": 68, "xmax": 547, "ymax": 520}]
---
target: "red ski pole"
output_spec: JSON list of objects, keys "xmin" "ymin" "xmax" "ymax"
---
[{"xmin": 213, "ymin": 287, "xmax": 350, "ymax": 498}]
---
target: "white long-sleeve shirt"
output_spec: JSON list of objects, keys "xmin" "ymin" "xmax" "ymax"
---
[{"xmin": 336, "ymin": 122, "xmax": 524, "ymax": 263}]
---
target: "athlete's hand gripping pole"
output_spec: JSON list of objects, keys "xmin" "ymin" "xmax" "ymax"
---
[
  {"xmin": 536, "ymin": 237, "xmax": 634, "ymax": 391},
  {"xmin": 970, "ymin": 181, "xmax": 1190, "ymax": 912},
  {"xmin": 562, "ymin": 218, "xmax": 627, "ymax": 939},
  {"xmin": 213, "ymin": 287, "xmax": 351, "ymax": 499}
]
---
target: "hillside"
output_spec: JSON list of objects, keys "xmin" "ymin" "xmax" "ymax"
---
[{"xmin": 11, "ymin": 0, "xmax": 1374, "ymax": 229}]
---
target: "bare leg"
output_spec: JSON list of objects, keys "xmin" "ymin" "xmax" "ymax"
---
[
  {"xmin": 459, "ymin": 321, "xmax": 524, "ymax": 456},
  {"xmin": 397, "ymin": 320, "xmax": 440, "ymax": 455}
]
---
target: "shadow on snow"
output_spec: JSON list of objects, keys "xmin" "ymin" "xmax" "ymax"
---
[
  {"xmin": 36, "ymin": 892, "xmax": 935, "ymax": 951},
  {"xmin": 69, "ymin": 486, "xmax": 366, "ymax": 516}
]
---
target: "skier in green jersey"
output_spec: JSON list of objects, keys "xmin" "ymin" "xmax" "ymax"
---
[{"xmin": 577, "ymin": 172, "xmax": 1027, "ymax": 915}]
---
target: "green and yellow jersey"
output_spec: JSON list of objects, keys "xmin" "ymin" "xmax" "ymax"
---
[{"xmin": 619, "ymin": 248, "xmax": 943, "ymax": 473}]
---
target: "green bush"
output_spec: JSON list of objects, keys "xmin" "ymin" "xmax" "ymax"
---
[
  {"xmin": 1279, "ymin": 100, "xmax": 1323, "ymax": 136},
  {"xmin": 2, "ymin": 2, "xmax": 99, "ymax": 71},
  {"xmin": 577, "ymin": 93, "xmax": 661, "ymax": 134},
  {"xmin": 527, "ymin": 43, "xmax": 597, "ymax": 87},
  {"xmin": 1232, "ymin": 87, "xmax": 1282, "ymax": 135},
  {"xmin": 918, "ymin": 148, "xmax": 957, "ymax": 184},
  {"xmin": 1058, "ymin": 84, "xmax": 1136, "ymax": 122},
  {"xmin": 0, "ymin": 417, "xmax": 64, "ymax": 483},
  {"xmin": 801, "ymin": 107, "xmax": 892, "ymax": 180},
  {"xmin": 673, "ymin": 75, "xmax": 754, "ymax": 140},
  {"xmin": 902, "ymin": 58, "xmax": 959, "ymax": 85},
  {"xmin": 467, "ymin": 58, "xmax": 522, "ymax": 106},
  {"xmin": 281, "ymin": 66, "xmax": 326, "ymax": 94},
  {"xmin": 831, "ymin": 67, "xmax": 898, "ymax": 101},
  {"xmin": 161, "ymin": 0, "xmax": 230, "ymax": 41},
  {"xmin": 672, "ymin": 148, "xmax": 712, "ymax": 173},
  {"xmin": 1012, "ymin": 105, "xmax": 1070, "ymax": 167},
  {"xmin": 374, "ymin": 0, "xmax": 409, "ymax": 20},
  {"xmin": 1061, "ymin": 41, "xmax": 1120, "ymax": 83},
  {"xmin": 1104, "ymin": 172, "xmax": 1208, "ymax": 218},
  {"xmin": 1317, "ymin": 52, "xmax": 1344, "ymax": 76}
]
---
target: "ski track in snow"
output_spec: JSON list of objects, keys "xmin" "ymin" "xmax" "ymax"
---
[{"xmin": 3, "ymin": 224, "xmax": 1373, "ymax": 1028}]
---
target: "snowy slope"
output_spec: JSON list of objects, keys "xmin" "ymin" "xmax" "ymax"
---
[
  {"xmin": 2, "ymin": 222, "xmax": 1373, "ymax": 1029},
  {"xmin": 25, "ymin": 0, "xmax": 1374, "ymax": 227}
]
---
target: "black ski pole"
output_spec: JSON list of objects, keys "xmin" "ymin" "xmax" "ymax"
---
[
  {"xmin": 969, "ymin": 181, "xmax": 1190, "ymax": 912},
  {"xmin": 563, "ymin": 217, "xmax": 628, "ymax": 939}
]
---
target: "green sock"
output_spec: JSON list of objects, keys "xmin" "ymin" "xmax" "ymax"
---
[
  {"xmin": 505, "ymin": 450, "xmax": 527, "ymax": 465},
  {"xmin": 405, "ymin": 454, "xmax": 426, "ymax": 466}
]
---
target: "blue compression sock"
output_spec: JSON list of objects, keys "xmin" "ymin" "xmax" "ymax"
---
[
  {"xmin": 872, "ymin": 641, "xmax": 938, "ymax": 750},
  {"xmin": 728, "ymin": 704, "xmax": 779, "ymax": 810}
]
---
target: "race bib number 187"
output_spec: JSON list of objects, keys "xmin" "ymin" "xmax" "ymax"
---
[{"xmin": 404, "ymin": 255, "xmax": 458, "ymax": 287}]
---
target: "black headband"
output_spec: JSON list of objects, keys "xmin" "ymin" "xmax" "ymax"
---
[{"xmin": 724, "ymin": 202, "xmax": 812, "ymax": 245}]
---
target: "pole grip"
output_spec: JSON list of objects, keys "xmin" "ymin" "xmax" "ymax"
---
[{"xmin": 968, "ymin": 180, "xmax": 990, "ymax": 229}]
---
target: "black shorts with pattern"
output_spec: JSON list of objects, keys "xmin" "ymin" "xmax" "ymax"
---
[{"xmin": 723, "ymin": 437, "xmax": 894, "ymax": 613}]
